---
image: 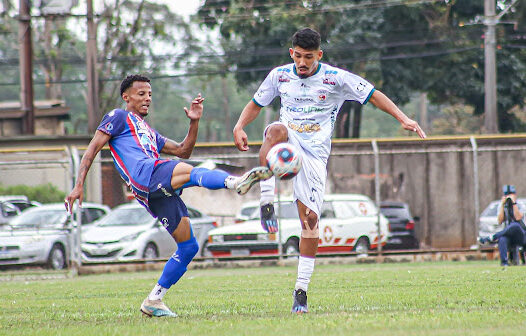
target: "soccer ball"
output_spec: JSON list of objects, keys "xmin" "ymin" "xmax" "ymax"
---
[{"xmin": 266, "ymin": 143, "xmax": 302, "ymax": 180}]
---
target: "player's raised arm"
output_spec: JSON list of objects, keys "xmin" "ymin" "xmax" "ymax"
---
[
  {"xmin": 233, "ymin": 100, "xmax": 263, "ymax": 151},
  {"xmin": 161, "ymin": 94, "xmax": 204, "ymax": 159},
  {"xmin": 65, "ymin": 130, "xmax": 111, "ymax": 213},
  {"xmin": 368, "ymin": 90, "xmax": 426, "ymax": 139}
]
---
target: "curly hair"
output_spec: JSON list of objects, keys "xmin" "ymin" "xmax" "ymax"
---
[
  {"xmin": 120, "ymin": 74, "xmax": 151, "ymax": 97},
  {"xmin": 292, "ymin": 28, "xmax": 321, "ymax": 50}
]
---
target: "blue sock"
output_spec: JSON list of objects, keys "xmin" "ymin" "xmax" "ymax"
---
[
  {"xmin": 157, "ymin": 237, "xmax": 199, "ymax": 289},
  {"xmin": 181, "ymin": 167, "xmax": 229, "ymax": 190}
]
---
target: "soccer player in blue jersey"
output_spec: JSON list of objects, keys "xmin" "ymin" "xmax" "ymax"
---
[
  {"xmin": 233, "ymin": 28, "xmax": 426, "ymax": 314},
  {"xmin": 65, "ymin": 74, "xmax": 272, "ymax": 317}
]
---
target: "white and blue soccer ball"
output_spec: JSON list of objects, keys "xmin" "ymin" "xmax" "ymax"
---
[{"xmin": 265, "ymin": 143, "xmax": 302, "ymax": 180}]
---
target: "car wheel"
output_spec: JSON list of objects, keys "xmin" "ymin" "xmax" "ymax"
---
[
  {"xmin": 353, "ymin": 237, "xmax": 369, "ymax": 254},
  {"xmin": 284, "ymin": 238, "xmax": 299, "ymax": 256},
  {"xmin": 47, "ymin": 244, "xmax": 66, "ymax": 270},
  {"xmin": 143, "ymin": 243, "xmax": 159, "ymax": 260}
]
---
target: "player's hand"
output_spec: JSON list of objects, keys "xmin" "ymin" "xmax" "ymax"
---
[
  {"xmin": 233, "ymin": 127, "xmax": 249, "ymax": 151},
  {"xmin": 401, "ymin": 117, "xmax": 426, "ymax": 139},
  {"xmin": 184, "ymin": 93, "xmax": 204, "ymax": 121},
  {"xmin": 65, "ymin": 186, "xmax": 83, "ymax": 214}
]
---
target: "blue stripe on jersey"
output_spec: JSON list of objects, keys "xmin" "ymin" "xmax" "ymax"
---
[
  {"xmin": 252, "ymin": 98, "xmax": 264, "ymax": 107},
  {"xmin": 363, "ymin": 88, "xmax": 376, "ymax": 105}
]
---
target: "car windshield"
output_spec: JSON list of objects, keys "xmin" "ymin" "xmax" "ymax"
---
[
  {"xmin": 276, "ymin": 202, "xmax": 299, "ymax": 219},
  {"xmin": 481, "ymin": 202, "xmax": 499, "ymax": 217},
  {"xmin": 97, "ymin": 207, "xmax": 152, "ymax": 226},
  {"xmin": 10, "ymin": 209, "xmax": 67, "ymax": 226},
  {"xmin": 380, "ymin": 206, "xmax": 410, "ymax": 219}
]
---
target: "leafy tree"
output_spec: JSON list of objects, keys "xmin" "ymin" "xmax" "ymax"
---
[
  {"xmin": 0, "ymin": 183, "xmax": 65, "ymax": 203},
  {"xmin": 196, "ymin": 0, "xmax": 526, "ymax": 135}
]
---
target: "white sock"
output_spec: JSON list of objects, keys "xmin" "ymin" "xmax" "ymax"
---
[
  {"xmin": 295, "ymin": 256, "xmax": 315, "ymax": 292},
  {"xmin": 224, "ymin": 176, "xmax": 237, "ymax": 189},
  {"xmin": 260, "ymin": 176, "xmax": 276, "ymax": 205},
  {"xmin": 148, "ymin": 283, "xmax": 168, "ymax": 301}
]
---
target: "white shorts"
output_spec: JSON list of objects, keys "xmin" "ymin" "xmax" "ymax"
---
[{"xmin": 264, "ymin": 122, "xmax": 327, "ymax": 217}]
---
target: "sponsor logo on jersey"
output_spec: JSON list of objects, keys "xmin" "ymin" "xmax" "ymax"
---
[
  {"xmin": 294, "ymin": 97, "xmax": 314, "ymax": 103},
  {"xmin": 288, "ymin": 121, "xmax": 321, "ymax": 133},
  {"xmin": 278, "ymin": 76, "xmax": 290, "ymax": 82},
  {"xmin": 318, "ymin": 94, "xmax": 326, "ymax": 102},
  {"xmin": 161, "ymin": 217, "xmax": 169, "ymax": 228},
  {"xmin": 323, "ymin": 70, "xmax": 338, "ymax": 85},
  {"xmin": 105, "ymin": 122, "xmax": 113, "ymax": 131},
  {"xmin": 285, "ymin": 106, "xmax": 324, "ymax": 113}
]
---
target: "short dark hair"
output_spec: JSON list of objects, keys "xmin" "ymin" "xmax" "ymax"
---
[
  {"xmin": 292, "ymin": 28, "xmax": 321, "ymax": 50},
  {"xmin": 120, "ymin": 74, "xmax": 150, "ymax": 97}
]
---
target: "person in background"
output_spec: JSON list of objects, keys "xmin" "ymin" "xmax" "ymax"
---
[{"xmin": 479, "ymin": 185, "xmax": 526, "ymax": 266}]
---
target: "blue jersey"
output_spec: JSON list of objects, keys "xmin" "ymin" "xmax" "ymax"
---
[{"xmin": 97, "ymin": 109, "xmax": 167, "ymax": 205}]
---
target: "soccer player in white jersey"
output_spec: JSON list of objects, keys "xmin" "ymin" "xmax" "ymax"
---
[{"xmin": 233, "ymin": 28, "xmax": 426, "ymax": 314}]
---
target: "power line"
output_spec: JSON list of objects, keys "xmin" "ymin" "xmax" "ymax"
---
[{"xmin": 0, "ymin": 44, "xmax": 483, "ymax": 87}]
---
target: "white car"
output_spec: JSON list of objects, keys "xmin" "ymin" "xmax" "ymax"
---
[
  {"xmin": 0, "ymin": 203, "xmax": 110, "ymax": 269},
  {"xmin": 478, "ymin": 198, "xmax": 526, "ymax": 239},
  {"xmin": 207, "ymin": 194, "xmax": 389, "ymax": 257},
  {"xmin": 81, "ymin": 202, "xmax": 218, "ymax": 262}
]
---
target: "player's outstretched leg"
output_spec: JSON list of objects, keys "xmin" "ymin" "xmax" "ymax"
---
[
  {"xmin": 291, "ymin": 289, "xmax": 308, "ymax": 314},
  {"xmin": 233, "ymin": 166, "xmax": 273, "ymax": 195}
]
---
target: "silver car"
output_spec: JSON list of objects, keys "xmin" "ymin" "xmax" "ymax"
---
[
  {"xmin": 478, "ymin": 198, "xmax": 526, "ymax": 239},
  {"xmin": 81, "ymin": 202, "xmax": 218, "ymax": 262},
  {"xmin": 0, "ymin": 203, "xmax": 110, "ymax": 270}
]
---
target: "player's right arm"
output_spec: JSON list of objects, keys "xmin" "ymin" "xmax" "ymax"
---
[
  {"xmin": 65, "ymin": 131, "xmax": 111, "ymax": 213},
  {"xmin": 233, "ymin": 100, "xmax": 262, "ymax": 151}
]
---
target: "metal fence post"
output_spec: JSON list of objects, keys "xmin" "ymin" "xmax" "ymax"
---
[
  {"xmin": 70, "ymin": 146, "xmax": 82, "ymax": 270},
  {"xmin": 470, "ymin": 137, "xmax": 480, "ymax": 241},
  {"xmin": 372, "ymin": 140, "xmax": 382, "ymax": 255},
  {"xmin": 276, "ymin": 178, "xmax": 283, "ymax": 262}
]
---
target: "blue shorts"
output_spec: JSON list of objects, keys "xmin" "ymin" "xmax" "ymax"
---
[{"xmin": 147, "ymin": 160, "xmax": 188, "ymax": 235}]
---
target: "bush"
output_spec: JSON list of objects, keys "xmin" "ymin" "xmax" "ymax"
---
[{"xmin": 0, "ymin": 183, "xmax": 66, "ymax": 203}]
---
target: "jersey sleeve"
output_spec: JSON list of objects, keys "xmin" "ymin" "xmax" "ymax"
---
[
  {"xmin": 155, "ymin": 131, "xmax": 167, "ymax": 152},
  {"xmin": 340, "ymin": 71, "xmax": 375, "ymax": 105},
  {"xmin": 97, "ymin": 109, "xmax": 126, "ymax": 137},
  {"xmin": 252, "ymin": 69, "xmax": 280, "ymax": 107}
]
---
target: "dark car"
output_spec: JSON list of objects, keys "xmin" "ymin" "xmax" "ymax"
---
[{"xmin": 380, "ymin": 201, "xmax": 419, "ymax": 249}]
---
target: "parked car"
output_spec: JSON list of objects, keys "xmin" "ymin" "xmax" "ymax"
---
[
  {"xmin": 207, "ymin": 194, "xmax": 389, "ymax": 257},
  {"xmin": 234, "ymin": 200, "xmax": 260, "ymax": 223},
  {"xmin": 81, "ymin": 202, "xmax": 218, "ymax": 262},
  {"xmin": 0, "ymin": 203, "xmax": 110, "ymax": 270},
  {"xmin": 380, "ymin": 201, "xmax": 420, "ymax": 249},
  {"xmin": 478, "ymin": 198, "xmax": 526, "ymax": 239},
  {"xmin": 0, "ymin": 195, "xmax": 41, "ymax": 212}
]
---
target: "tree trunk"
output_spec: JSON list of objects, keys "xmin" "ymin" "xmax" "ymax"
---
[{"xmin": 351, "ymin": 102, "xmax": 363, "ymax": 138}]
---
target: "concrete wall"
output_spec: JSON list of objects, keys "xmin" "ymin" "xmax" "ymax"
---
[{"xmin": 2, "ymin": 134, "xmax": 526, "ymax": 248}]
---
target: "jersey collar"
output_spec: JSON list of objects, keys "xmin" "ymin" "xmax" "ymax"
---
[{"xmin": 293, "ymin": 63, "xmax": 322, "ymax": 78}]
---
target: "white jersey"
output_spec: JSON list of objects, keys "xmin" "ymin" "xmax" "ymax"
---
[{"xmin": 253, "ymin": 62, "xmax": 375, "ymax": 162}]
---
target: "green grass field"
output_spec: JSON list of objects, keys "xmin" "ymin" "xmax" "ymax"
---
[{"xmin": 1, "ymin": 261, "xmax": 525, "ymax": 336}]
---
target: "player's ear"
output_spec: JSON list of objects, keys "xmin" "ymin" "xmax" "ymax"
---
[
  {"xmin": 122, "ymin": 91, "xmax": 129, "ymax": 102},
  {"xmin": 289, "ymin": 48, "xmax": 294, "ymax": 58},
  {"xmin": 318, "ymin": 49, "xmax": 323, "ymax": 61}
]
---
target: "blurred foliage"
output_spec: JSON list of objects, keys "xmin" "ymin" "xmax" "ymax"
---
[
  {"xmin": 0, "ymin": 183, "xmax": 65, "ymax": 203},
  {"xmin": 196, "ymin": 0, "xmax": 526, "ymax": 134}
]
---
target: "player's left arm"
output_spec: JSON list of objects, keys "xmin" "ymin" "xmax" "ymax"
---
[
  {"xmin": 161, "ymin": 94, "xmax": 204, "ymax": 159},
  {"xmin": 368, "ymin": 90, "xmax": 426, "ymax": 139}
]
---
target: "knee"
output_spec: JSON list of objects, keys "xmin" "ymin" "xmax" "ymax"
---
[
  {"xmin": 301, "ymin": 212, "xmax": 319, "ymax": 238},
  {"xmin": 265, "ymin": 125, "xmax": 288, "ymax": 143},
  {"xmin": 176, "ymin": 237, "xmax": 199, "ymax": 264}
]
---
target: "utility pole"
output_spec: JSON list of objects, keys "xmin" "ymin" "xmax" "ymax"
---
[
  {"xmin": 86, "ymin": 0, "xmax": 100, "ymax": 133},
  {"xmin": 18, "ymin": 0, "xmax": 35, "ymax": 134},
  {"xmin": 483, "ymin": 0, "xmax": 498, "ymax": 134}
]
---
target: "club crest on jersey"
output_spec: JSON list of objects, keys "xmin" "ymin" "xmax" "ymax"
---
[{"xmin": 318, "ymin": 94, "xmax": 326, "ymax": 102}]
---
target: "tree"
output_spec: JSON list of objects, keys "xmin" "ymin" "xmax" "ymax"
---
[{"xmin": 196, "ymin": 0, "xmax": 526, "ymax": 135}]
